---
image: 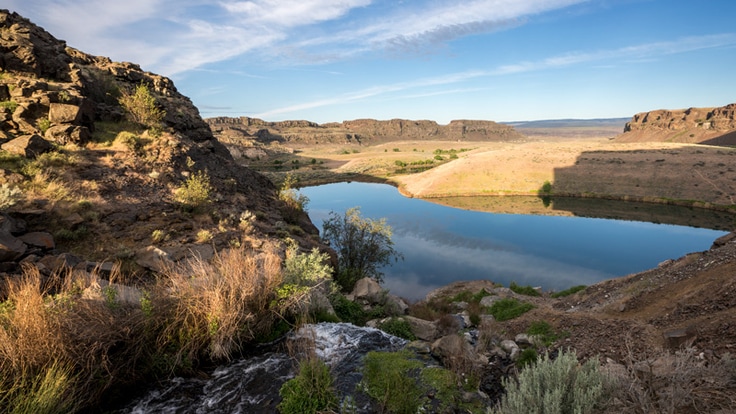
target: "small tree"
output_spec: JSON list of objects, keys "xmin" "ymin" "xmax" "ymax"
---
[
  {"xmin": 322, "ymin": 207, "xmax": 402, "ymax": 291},
  {"xmin": 118, "ymin": 83, "xmax": 165, "ymax": 129}
]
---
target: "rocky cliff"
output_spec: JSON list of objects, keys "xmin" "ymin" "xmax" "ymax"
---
[
  {"xmin": 207, "ymin": 116, "xmax": 524, "ymax": 146},
  {"xmin": 617, "ymin": 103, "xmax": 736, "ymax": 144},
  {"xmin": 0, "ymin": 9, "xmax": 318, "ymax": 272}
]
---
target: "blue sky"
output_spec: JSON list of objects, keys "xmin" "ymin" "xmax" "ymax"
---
[{"xmin": 7, "ymin": 0, "xmax": 736, "ymax": 124}]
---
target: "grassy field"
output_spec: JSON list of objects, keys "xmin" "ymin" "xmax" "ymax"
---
[{"xmin": 244, "ymin": 134, "xmax": 736, "ymax": 213}]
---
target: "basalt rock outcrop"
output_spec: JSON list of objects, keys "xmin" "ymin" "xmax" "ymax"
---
[
  {"xmin": 0, "ymin": 9, "xmax": 319, "ymax": 274},
  {"xmin": 617, "ymin": 103, "xmax": 736, "ymax": 144},
  {"xmin": 207, "ymin": 116, "xmax": 524, "ymax": 147}
]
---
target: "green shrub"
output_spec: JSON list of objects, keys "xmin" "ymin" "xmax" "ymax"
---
[
  {"xmin": 377, "ymin": 317, "xmax": 416, "ymax": 341},
  {"xmin": 37, "ymin": 118, "xmax": 51, "ymax": 135},
  {"xmin": 175, "ymin": 170, "xmax": 212, "ymax": 211},
  {"xmin": 283, "ymin": 246, "xmax": 332, "ymax": 287},
  {"xmin": 487, "ymin": 298, "xmax": 534, "ymax": 321},
  {"xmin": 322, "ymin": 207, "xmax": 402, "ymax": 292},
  {"xmin": 363, "ymin": 351, "xmax": 423, "ymax": 414},
  {"xmin": 526, "ymin": 321, "xmax": 563, "ymax": 347},
  {"xmin": 151, "ymin": 229, "xmax": 166, "ymax": 243},
  {"xmin": 0, "ymin": 100, "xmax": 18, "ymax": 113},
  {"xmin": 517, "ymin": 348, "xmax": 538, "ymax": 368},
  {"xmin": 118, "ymin": 83, "xmax": 165, "ymax": 129},
  {"xmin": 509, "ymin": 282, "xmax": 541, "ymax": 297},
  {"xmin": 331, "ymin": 293, "xmax": 369, "ymax": 325},
  {"xmin": 278, "ymin": 357, "xmax": 337, "ymax": 414},
  {"xmin": 491, "ymin": 349, "xmax": 606, "ymax": 414},
  {"xmin": 550, "ymin": 285, "xmax": 587, "ymax": 298},
  {"xmin": 540, "ymin": 180, "xmax": 553, "ymax": 194}
]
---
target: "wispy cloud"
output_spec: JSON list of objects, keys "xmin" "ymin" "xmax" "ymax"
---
[
  {"xmin": 6, "ymin": 0, "xmax": 588, "ymax": 75},
  {"xmin": 255, "ymin": 33, "xmax": 736, "ymax": 118}
]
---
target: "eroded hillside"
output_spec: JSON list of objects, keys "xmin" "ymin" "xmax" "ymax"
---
[{"xmin": 0, "ymin": 9, "xmax": 319, "ymax": 271}]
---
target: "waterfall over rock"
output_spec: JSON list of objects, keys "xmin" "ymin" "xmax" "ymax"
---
[{"xmin": 123, "ymin": 323, "xmax": 406, "ymax": 413}]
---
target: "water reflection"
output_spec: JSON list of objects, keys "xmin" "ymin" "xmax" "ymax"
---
[{"xmin": 302, "ymin": 182, "xmax": 729, "ymax": 301}]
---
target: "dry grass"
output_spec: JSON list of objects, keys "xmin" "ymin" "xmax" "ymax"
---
[
  {"xmin": 603, "ymin": 344, "xmax": 736, "ymax": 414},
  {"xmin": 152, "ymin": 243, "xmax": 283, "ymax": 362},
  {"xmin": 0, "ymin": 242, "xmax": 291, "ymax": 412}
]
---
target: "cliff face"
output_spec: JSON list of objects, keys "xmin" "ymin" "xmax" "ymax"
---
[
  {"xmin": 207, "ymin": 116, "xmax": 523, "ymax": 146},
  {"xmin": 617, "ymin": 103, "xmax": 736, "ymax": 144}
]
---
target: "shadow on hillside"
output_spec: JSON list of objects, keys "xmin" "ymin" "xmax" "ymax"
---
[
  {"xmin": 537, "ymin": 147, "xmax": 736, "ymax": 231},
  {"xmin": 700, "ymin": 131, "xmax": 736, "ymax": 146}
]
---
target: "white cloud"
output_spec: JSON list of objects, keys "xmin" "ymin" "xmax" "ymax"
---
[
  {"xmin": 253, "ymin": 33, "xmax": 736, "ymax": 118},
  {"xmin": 4, "ymin": 0, "xmax": 588, "ymax": 75},
  {"xmin": 7, "ymin": 0, "xmax": 736, "ymax": 81},
  {"xmin": 221, "ymin": 0, "xmax": 371, "ymax": 27}
]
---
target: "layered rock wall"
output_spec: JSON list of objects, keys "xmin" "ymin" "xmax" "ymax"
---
[
  {"xmin": 207, "ymin": 116, "xmax": 523, "ymax": 146},
  {"xmin": 618, "ymin": 103, "xmax": 736, "ymax": 143}
]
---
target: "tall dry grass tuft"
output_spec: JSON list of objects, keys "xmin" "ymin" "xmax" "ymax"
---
[
  {"xmin": 0, "ymin": 268, "xmax": 81, "ymax": 413},
  {"xmin": 0, "ymin": 243, "xmax": 293, "ymax": 412},
  {"xmin": 154, "ymin": 244, "xmax": 284, "ymax": 365}
]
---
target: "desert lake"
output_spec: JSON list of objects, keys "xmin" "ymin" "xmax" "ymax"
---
[{"xmin": 302, "ymin": 182, "xmax": 730, "ymax": 301}]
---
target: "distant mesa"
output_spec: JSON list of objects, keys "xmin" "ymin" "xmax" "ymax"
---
[
  {"xmin": 616, "ymin": 103, "xmax": 736, "ymax": 145},
  {"xmin": 206, "ymin": 116, "xmax": 524, "ymax": 146}
]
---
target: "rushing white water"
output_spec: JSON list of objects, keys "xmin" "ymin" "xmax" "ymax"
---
[{"xmin": 123, "ymin": 323, "xmax": 406, "ymax": 413}]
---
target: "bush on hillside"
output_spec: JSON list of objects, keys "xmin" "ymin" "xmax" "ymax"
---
[
  {"xmin": 491, "ymin": 349, "xmax": 606, "ymax": 414},
  {"xmin": 118, "ymin": 83, "xmax": 165, "ymax": 130}
]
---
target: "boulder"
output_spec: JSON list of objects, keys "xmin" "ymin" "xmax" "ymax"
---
[
  {"xmin": 499, "ymin": 339, "xmax": 521, "ymax": 360},
  {"xmin": 44, "ymin": 125, "xmax": 90, "ymax": 145},
  {"xmin": 431, "ymin": 334, "xmax": 477, "ymax": 368},
  {"xmin": 163, "ymin": 243, "xmax": 215, "ymax": 263},
  {"xmin": 350, "ymin": 277, "xmax": 385, "ymax": 304},
  {"xmin": 0, "ymin": 230, "xmax": 26, "ymax": 261},
  {"xmin": 404, "ymin": 315, "xmax": 438, "ymax": 341},
  {"xmin": 48, "ymin": 103, "xmax": 81, "ymax": 124},
  {"xmin": 663, "ymin": 325, "xmax": 698, "ymax": 349},
  {"xmin": 384, "ymin": 293, "xmax": 409, "ymax": 315},
  {"xmin": 135, "ymin": 246, "xmax": 173, "ymax": 273},
  {"xmin": 479, "ymin": 295, "xmax": 502, "ymax": 308},
  {"xmin": 1, "ymin": 134, "xmax": 53, "ymax": 158},
  {"xmin": 18, "ymin": 231, "xmax": 54, "ymax": 249},
  {"xmin": 38, "ymin": 253, "xmax": 83, "ymax": 274},
  {"xmin": 0, "ymin": 214, "xmax": 25, "ymax": 234}
]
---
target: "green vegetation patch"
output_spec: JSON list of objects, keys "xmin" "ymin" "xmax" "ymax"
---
[
  {"xmin": 526, "ymin": 321, "xmax": 565, "ymax": 347},
  {"xmin": 509, "ymin": 282, "xmax": 541, "ymax": 297},
  {"xmin": 377, "ymin": 317, "xmax": 416, "ymax": 341},
  {"xmin": 490, "ymin": 350, "xmax": 605, "ymax": 414},
  {"xmin": 278, "ymin": 357, "xmax": 337, "ymax": 414},
  {"xmin": 363, "ymin": 350, "xmax": 481, "ymax": 413},
  {"xmin": 363, "ymin": 350, "xmax": 424, "ymax": 414},
  {"xmin": 487, "ymin": 298, "xmax": 534, "ymax": 321},
  {"xmin": 550, "ymin": 285, "xmax": 587, "ymax": 298}
]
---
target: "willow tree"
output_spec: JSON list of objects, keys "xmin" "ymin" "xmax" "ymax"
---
[{"xmin": 322, "ymin": 207, "xmax": 402, "ymax": 292}]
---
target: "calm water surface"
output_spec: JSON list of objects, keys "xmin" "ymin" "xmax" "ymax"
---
[{"xmin": 301, "ymin": 182, "xmax": 729, "ymax": 301}]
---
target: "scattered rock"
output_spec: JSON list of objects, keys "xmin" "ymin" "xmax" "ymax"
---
[
  {"xmin": 0, "ymin": 230, "xmax": 27, "ymax": 261},
  {"xmin": 404, "ymin": 315, "xmax": 438, "ymax": 341},
  {"xmin": 135, "ymin": 246, "xmax": 173, "ymax": 273},
  {"xmin": 350, "ymin": 277, "xmax": 385, "ymax": 304},
  {"xmin": 662, "ymin": 325, "xmax": 698, "ymax": 349},
  {"xmin": 0, "ymin": 134, "xmax": 53, "ymax": 158},
  {"xmin": 18, "ymin": 231, "xmax": 54, "ymax": 249}
]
